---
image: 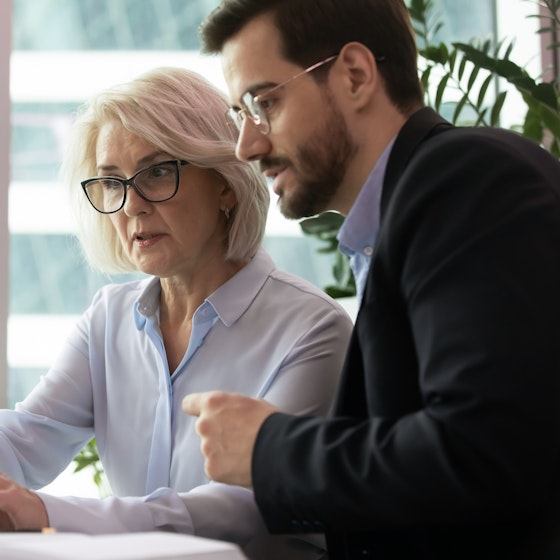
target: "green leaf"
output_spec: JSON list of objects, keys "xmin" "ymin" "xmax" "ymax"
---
[
  {"xmin": 325, "ymin": 286, "xmax": 356, "ymax": 299},
  {"xmin": 490, "ymin": 91, "xmax": 507, "ymax": 126},
  {"xmin": 457, "ymin": 54, "xmax": 468, "ymax": 82},
  {"xmin": 467, "ymin": 62, "xmax": 481, "ymax": 91},
  {"xmin": 541, "ymin": 104, "xmax": 560, "ymax": 137},
  {"xmin": 435, "ymin": 74, "xmax": 450, "ymax": 110},
  {"xmin": 420, "ymin": 65, "xmax": 433, "ymax": 90},
  {"xmin": 452, "ymin": 93, "xmax": 469, "ymax": 124},
  {"xmin": 532, "ymin": 83, "xmax": 559, "ymax": 112},
  {"xmin": 299, "ymin": 212, "xmax": 345, "ymax": 236},
  {"xmin": 422, "ymin": 44, "xmax": 449, "ymax": 65},
  {"xmin": 448, "ymin": 49, "xmax": 457, "ymax": 73},
  {"xmin": 476, "ymin": 74, "xmax": 495, "ymax": 109},
  {"xmin": 474, "ymin": 107, "xmax": 488, "ymax": 127}
]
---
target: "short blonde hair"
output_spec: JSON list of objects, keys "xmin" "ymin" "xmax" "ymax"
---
[{"xmin": 63, "ymin": 67, "xmax": 270, "ymax": 273}]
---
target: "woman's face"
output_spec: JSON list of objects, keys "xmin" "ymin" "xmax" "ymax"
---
[{"xmin": 95, "ymin": 121, "xmax": 235, "ymax": 279}]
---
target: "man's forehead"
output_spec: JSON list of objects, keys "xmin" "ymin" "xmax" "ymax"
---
[{"xmin": 220, "ymin": 14, "xmax": 285, "ymax": 101}]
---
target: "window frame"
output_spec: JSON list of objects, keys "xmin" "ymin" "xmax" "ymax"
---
[{"xmin": 0, "ymin": 0, "xmax": 12, "ymax": 407}]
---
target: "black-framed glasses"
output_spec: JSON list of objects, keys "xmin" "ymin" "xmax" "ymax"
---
[
  {"xmin": 226, "ymin": 54, "xmax": 339, "ymax": 135},
  {"xmin": 81, "ymin": 159, "xmax": 189, "ymax": 214}
]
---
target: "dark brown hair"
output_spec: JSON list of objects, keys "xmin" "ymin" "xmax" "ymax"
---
[{"xmin": 200, "ymin": 0, "xmax": 424, "ymax": 113}]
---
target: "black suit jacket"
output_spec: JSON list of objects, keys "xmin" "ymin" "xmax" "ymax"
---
[{"xmin": 253, "ymin": 108, "xmax": 560, "ymax": 559}]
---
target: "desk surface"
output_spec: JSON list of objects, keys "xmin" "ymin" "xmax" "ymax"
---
[{"xmin": 0, "ymin": 531, "xmax": 247, "ymax": 560}]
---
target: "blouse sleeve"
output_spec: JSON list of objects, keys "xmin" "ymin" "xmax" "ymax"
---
[{"xmin": 0, "ymin": 308, "xmax": 95, "ymax": 489}]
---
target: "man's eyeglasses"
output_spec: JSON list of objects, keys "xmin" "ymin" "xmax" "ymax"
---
[
  {"xmin": 226, "ymin": 54, "xmax": 339, "ymax": 135},
  {"xmin": 81, "ymin": 159, "xmax": 189, "ymax": 214}
]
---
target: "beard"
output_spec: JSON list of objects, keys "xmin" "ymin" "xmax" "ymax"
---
[{"xmin": 260, "ymin": 94, "xmax": 356, "ymax": 219}]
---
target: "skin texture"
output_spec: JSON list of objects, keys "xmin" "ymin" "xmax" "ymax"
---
[
  {"xmin": 182, "ymin": 13, "xmax": 416, "ymax": 486},
  {"xmin": 0, "ymin": 474, "xmax": 48, "ymax": 530},
  {"xmin": 184, "ymin": 391, "xmax": 276, "ymax": 487}
]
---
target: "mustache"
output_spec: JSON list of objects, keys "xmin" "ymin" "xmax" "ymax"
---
[{"xmin": 259, "ymin": 156, "xmax": 291, "ymax": 174}]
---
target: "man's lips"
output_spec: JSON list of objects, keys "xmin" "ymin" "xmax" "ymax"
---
[
  {"xmin": 263, "ymin": 166, "xmax": 288, "ymax": 195},
  {"xmin": 263, "ymin": 168, "xmax": 283, "ymax": 180}
]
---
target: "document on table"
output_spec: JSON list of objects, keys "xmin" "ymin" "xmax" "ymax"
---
[{"xmin": 0, "ymin": 531, "xmax": 247, "ymax": 560}]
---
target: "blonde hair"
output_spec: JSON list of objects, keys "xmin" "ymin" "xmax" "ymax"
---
[{"xmin": 63, "ymin": 66, "xmax": 270, "ymax": 273}]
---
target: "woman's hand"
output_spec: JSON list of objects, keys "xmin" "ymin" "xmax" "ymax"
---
[{"xmin": 0, "ymin": 473, "xmax": 49, "ymax": 531}]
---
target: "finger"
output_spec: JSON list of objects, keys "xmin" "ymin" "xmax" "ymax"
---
[
  {"xmin": 0, "ymin": 510, "xmax": 15, "ymax": 532},
  {"xmin": 181, "ymin": 392, "xmax": 205, "ymax": 416}
]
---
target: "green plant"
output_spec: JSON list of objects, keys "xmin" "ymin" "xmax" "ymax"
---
[
  {"xmin": 72, "ymin": 438, "xmax": 110, "ymax": 497},
  {"xmin": 410, "ymin": 0, "xmax": 560, "ymax": 154},
  {"xmin": 300, "ymin": 0, "xmax": 560, "ymax": 295}
]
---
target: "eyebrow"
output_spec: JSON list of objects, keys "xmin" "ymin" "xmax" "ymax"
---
[
  {"xmin": 96, "ymin": 151, "xmax": 169, "ymax": 175},
  {"xmin": 232, "ymin": 81, "xmax": 279, "ymax": 109}
]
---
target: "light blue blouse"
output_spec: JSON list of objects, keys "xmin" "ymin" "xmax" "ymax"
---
[{"xmin": 0, "ymin": 248, "xmax": 353, "ymax": 557}]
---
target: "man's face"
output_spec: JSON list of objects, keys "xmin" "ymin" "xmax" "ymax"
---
[{"xmin": 221, "ymin": 15, "xmax": 356, "ymax": 219}]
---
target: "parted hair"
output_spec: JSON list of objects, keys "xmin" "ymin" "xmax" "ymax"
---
[
  {"xmin": 63, "ymin": 66, "xmax": 270, "ymax": 274},
  {"xmin": 200, "ymin": 0, "xmax": 423, "ymax": 114}
]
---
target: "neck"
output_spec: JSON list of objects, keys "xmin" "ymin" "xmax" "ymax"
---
[
  {"xmin": 159, "ymin": 257, "xmax": 248, "ymax": 323},
  {"xmin": 334, "ymin": 103, "xmax": 422, "ymax": 216}
]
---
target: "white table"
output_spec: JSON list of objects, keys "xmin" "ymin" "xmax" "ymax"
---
[{"xmin": 0, "ymin": 531, "xmax": 247, "ymax": 560}]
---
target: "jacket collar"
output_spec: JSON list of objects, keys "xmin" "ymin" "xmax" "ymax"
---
[{"xmin": 381, "ymin": 107, "xmax": 452, "ymax": 216}]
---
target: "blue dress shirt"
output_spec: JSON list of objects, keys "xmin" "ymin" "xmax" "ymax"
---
[
  {"xmin": 338, "ymin": 138, "xmax": 395, "ymax": 302},
  {"xmin": 0, "ymin": 248, "xmax": 353, "ymax": 558}
]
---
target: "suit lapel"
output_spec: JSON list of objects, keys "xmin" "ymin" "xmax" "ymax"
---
[
  {"xmin": 335, "ymin": 109, "xmax": 453, "ymax": 416},
  {"xmin": 381, "ymin": 107, "xmax": 452, "ymax": 217}
]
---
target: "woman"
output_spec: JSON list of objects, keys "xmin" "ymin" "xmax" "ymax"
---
[{"xmin": 0, "ymin": 68, "xmax": 352, "ymax": 559}]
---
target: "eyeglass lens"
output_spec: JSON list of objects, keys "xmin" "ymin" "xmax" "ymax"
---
[
  {"xmin": 226, "ymin": 54, "xmax": 339, "ymax": 134},
  {"xmin": 84, "ymin": 161, "xmax": 179, "ymax": 214},
  {"xmin": 225, "ymin": 93, "xmax": 269, "ymax": 134}
]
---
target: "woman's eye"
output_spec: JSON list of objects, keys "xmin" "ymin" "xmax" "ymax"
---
[
  {"xmin": 149, "ymin": 165, "xmax": 173, "ymax": 179},
  {"xmin": 101, "ymin": 179, "xmax": 121, "ymax": 191}
]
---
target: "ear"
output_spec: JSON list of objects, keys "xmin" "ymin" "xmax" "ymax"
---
[
  {"xmin": 215, "ymin": 172, "xmax": 237, "ymax": 209},
  {"xmin": 335, "ymin": 42, "xmax": 380, "ymax": 110}
]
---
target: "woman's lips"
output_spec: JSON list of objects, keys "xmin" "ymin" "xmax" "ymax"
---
[{"xmin": 133, "ymin": 233, "xmax": 164, "ymax": 248}]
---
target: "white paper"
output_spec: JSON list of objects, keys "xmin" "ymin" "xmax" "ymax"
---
[{"xmin": 0, "ymin": 531, "xmax": 247, "ymax": 560}]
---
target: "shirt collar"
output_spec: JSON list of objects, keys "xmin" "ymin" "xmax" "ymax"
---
[
  {"xmin": 134, "ymin": 276, "xmax": 161, "ymax": 330},
  {"xmin": 338, "ymin": 137, "xmax": 396, "ymax": 257},
  {"xmin": 206, "ymin": 247, "xmax": 275, "ymax": 327},
  {"xmin": 132, "ymin": 247, "xmax": 276, "ymax": 330}
]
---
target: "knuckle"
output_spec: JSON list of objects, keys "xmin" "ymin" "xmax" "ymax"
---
[
  {"xmin": 206, "ymin": 390, "xmax": 227, "ymax": 408},
  {"xmin": 200, "ymin": 437, "xmax": 213, "ymax": 457},
  {"xmin": 205, "ymin": 459, "xmax": 221, "ymax": 481},
  {"xmin": 196, "ymin": 416, "xmax": 212, "ymax": 436}
]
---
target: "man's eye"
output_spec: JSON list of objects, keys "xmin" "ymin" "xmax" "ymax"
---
[{"xmin": 258, "ymin": 97, "xmax": 276, "ymax": 111}]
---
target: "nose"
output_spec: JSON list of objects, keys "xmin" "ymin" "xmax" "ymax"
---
[
  {"xmin": 235, "ymin": 118, "xmax": 271, "ymax": 163},
  {"xmin": 122, "ymin": 184, "xmax": 151, "ymax": 216}
]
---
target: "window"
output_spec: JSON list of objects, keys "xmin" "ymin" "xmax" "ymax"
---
[{"xmin": 8, "ymin": 0, "xmax": 336, "ymax": 409}]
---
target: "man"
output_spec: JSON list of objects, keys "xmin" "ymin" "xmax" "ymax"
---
[{"xmin": 183, "ymin": 1, "xmax": 560, "ymax": 558}]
